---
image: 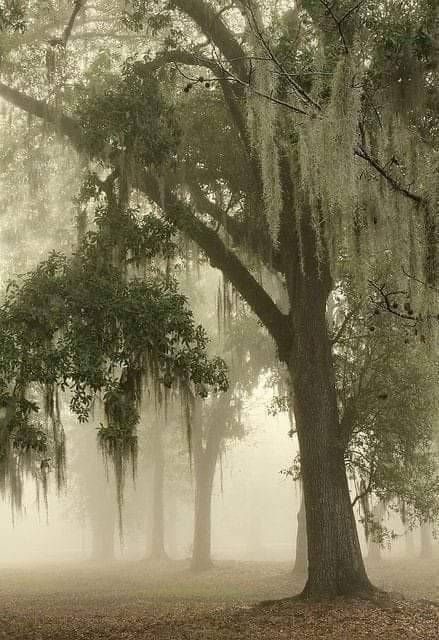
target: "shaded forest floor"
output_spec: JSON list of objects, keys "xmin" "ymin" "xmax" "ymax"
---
[{"xmin": 0, "ymin": 558, "xmax": 438, "ymax": 638}]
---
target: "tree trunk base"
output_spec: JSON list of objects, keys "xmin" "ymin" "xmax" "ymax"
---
[
  {"xmin": 299, "ymin": 575, "xmax": 378, "ymax": 601},
  {"xmin": 256, "ymin": 584, "xmax": 384, "ymax": 608},
  {"xmin": 259, "ymin": 581, "xmax": 381, "ymax": 607}
]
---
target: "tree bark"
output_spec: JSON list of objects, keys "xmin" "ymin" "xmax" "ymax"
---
[
  {"xmin": 405, "ymin": 528, "xmax": 415, "ymax": 557},
  {"xmin": 293, "ymin": 492, "xmax": 308, "ymax": 576},
  {"xmin": 286, "ymin": 245, "xmax": 374, "ymax": 598},
  {"xmin": 191, "ymin": 463, "xmax": 215, "ymax": 571}
]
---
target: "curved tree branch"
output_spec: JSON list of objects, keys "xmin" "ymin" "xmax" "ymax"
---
[
  {"xmin": 140, "ymin": 172, "xmax": 292, "ymax": 349},
  {"xmin": 0, "ymin": 83, "xmax": 292, "ymax": 353},
  {"xmin": 170, "ymin": 0, "xmax": 247, "ymax": 78},
  {"xmin": 62, "ymin": 0, "xmax": 84, "ymax": 47},
  {"xmin": 187, "ymin": 179, "xmax": 283, "ymax": 273},
  {"xmin": 135, "ymin": 50, "xmax": 250, "ymax": 153},
  {"xmin": 0, "ymin": 82, "xmax": 83, "ymax": 146}
]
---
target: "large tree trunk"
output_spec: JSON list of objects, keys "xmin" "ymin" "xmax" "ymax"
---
[
  {"xmin": 286, "ymin": 252, "xmax": 374, "ymax": 598},
  {"xmin": 148, "ymin": 419, "xmax": 168, "ymax": 561},
  {"xmin": 190, "ymin": 397, "xmax": 225, "ymax": 571},
  {"xmin": 89, "ymin": 473, "xmax": 116, "ymax": 562},
  {"xmin": 293, "ymin": 492, "xmax": 308, "ymax": 576}
]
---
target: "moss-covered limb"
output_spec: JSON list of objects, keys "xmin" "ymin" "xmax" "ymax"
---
[
  {"xmin": 185, "ymin": 179, "xmax": 282, "ymax": 274},
  {"xmin": 139, "ymin": 172, "xmax": 292, "ymax": 355},
  {"xmin": 0, "ymin": 82, "xmax": 83, "ymax": 145},
  {"xmin": 169, "ymin": 0, "xmax": 247, "ymax": 79}
]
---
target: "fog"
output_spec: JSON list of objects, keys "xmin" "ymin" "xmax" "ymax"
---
[
  {"xmin": 0, "ymin": 385, "xmax": 297, "ymax": 565},
  {"xmin": 1, "ymin": 2, "xmax": 439, "ymax": 638}
]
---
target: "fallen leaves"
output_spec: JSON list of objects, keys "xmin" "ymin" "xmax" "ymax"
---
[{"xmin": 0, "ymin": 558, "xmax": 437, "ymax": 638}]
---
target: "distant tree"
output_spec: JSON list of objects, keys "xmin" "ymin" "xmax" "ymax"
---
[{"xmin": 185, "ymin": 274, "xmax": 274, "ymax": 571}]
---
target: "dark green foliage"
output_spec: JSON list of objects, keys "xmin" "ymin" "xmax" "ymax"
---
[
  {"xmin": 334, "ymin": 289, "xmax": 439, "ymax": 531},
  {"xmin": 0, "ymin": 189, "xmax": 228, "ymax": 512},
  {"xmin": 76, "ymin": 64, "xmax": 179, "ymax": 168}
]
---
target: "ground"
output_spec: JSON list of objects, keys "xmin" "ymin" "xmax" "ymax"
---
[{"xmin": 0, "ymin": 558, "xmax": 438, "ymax": 638}]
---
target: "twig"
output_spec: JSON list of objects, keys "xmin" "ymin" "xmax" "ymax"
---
[
  {"xmin": 245, "ymin": 1, "xmax": 322, "ymax": 112},
  {"xmin": 319, "ymin": 0, "xmax": 349, "ymax": 54},
  {"xmin": 340, "ymin": 0, "xmax": 369, "ymax": 24},
  {"xmin": 331, "ymin": 309, "xmax": 355, "ymax": 344},
  {"xmin": 354, "ymin": 145, "xmax": 426, "ymax": 206},
  {"xmin": 368, "ymin": 280, "xmax": 418, "ymax": 322},
  {"xmin": 401, "ymin": 266, "xmax": 439, "ymax": 295},
  {"xmin": 351, "ymin": 471, "xmax": 374, "ymax": 508}
]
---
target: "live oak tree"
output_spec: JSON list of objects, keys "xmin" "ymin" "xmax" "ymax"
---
[{"xmin": 1, "ymin": 0, "xmax": 439, "ymax": 598}]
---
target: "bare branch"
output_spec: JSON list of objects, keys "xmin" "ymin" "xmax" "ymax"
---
[
  {"xmin": 368, "ymin": 280, "xmax": 418, "ymax": 322},
  {"xmin": 319, "ymin": 0, "xmax": 349, "ymax": 54},
  {"xmin": 340, "ymin": 0, "xmax": 368, "ymax": 24},
  {"xmin": 351, "ymin": 472, "xmax": 374, "ymax": 508},
  {"xmin": 354, "ymin": 145, "xmax": 426, "ymax": 206}
]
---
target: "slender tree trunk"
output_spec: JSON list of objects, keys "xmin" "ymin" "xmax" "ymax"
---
[
  {"xmin": 293, "ymin": 492, "xmax": 308, "ymax": 576},
  {"xmin": 420, "ymin": 521, "xmax": 434, "ymax": 559},
  {"xmin": 91, "ymin": 515, "xmax": 115, "ymax": 561},
  {"xmin": 90, "ymin": 481, "xmax": 116, "ymax": 561},
  {"xmin": 405, "ymin": 528, "xmax": 415, "ymax": 557},
  {"xmin": 286, "ymin": 263, "xmax": 374, "ymax": 598},
  {"xmin": 191, "ymin": 398, "xmax": 225, "ymax": 571},
  {"xmin": 166, "ymin": 490, "xmax": 178, "ymax": 559},
  {"xmin": 148, "ymin": 419, "xmax": 168, "ymax": 561},
  {"xmin": 191, "ymin": 460, "xmax": 215, "ymax": 570}
]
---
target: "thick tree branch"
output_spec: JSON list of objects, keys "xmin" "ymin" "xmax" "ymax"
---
[
  {"xmin": 140, "ymin": 172, "xmax": 292, "ymax": 348},
  {"xmin": 0, "ymin": 82, "xmax": 83, "ymax": 145},
  {"xmin": 187, "ymin": 180, "xmax": 283, "ymax": 273},
  {"xmin": 0, "ymin": 83, "xmax": 292, "ymax": 351},
  {"xmin": 135, "ymin": 50, "xmax": 250, "ymax": 152},
  {"xmin": 171, "ymin": 0, "xmax": 247, "ymax": 78}
]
